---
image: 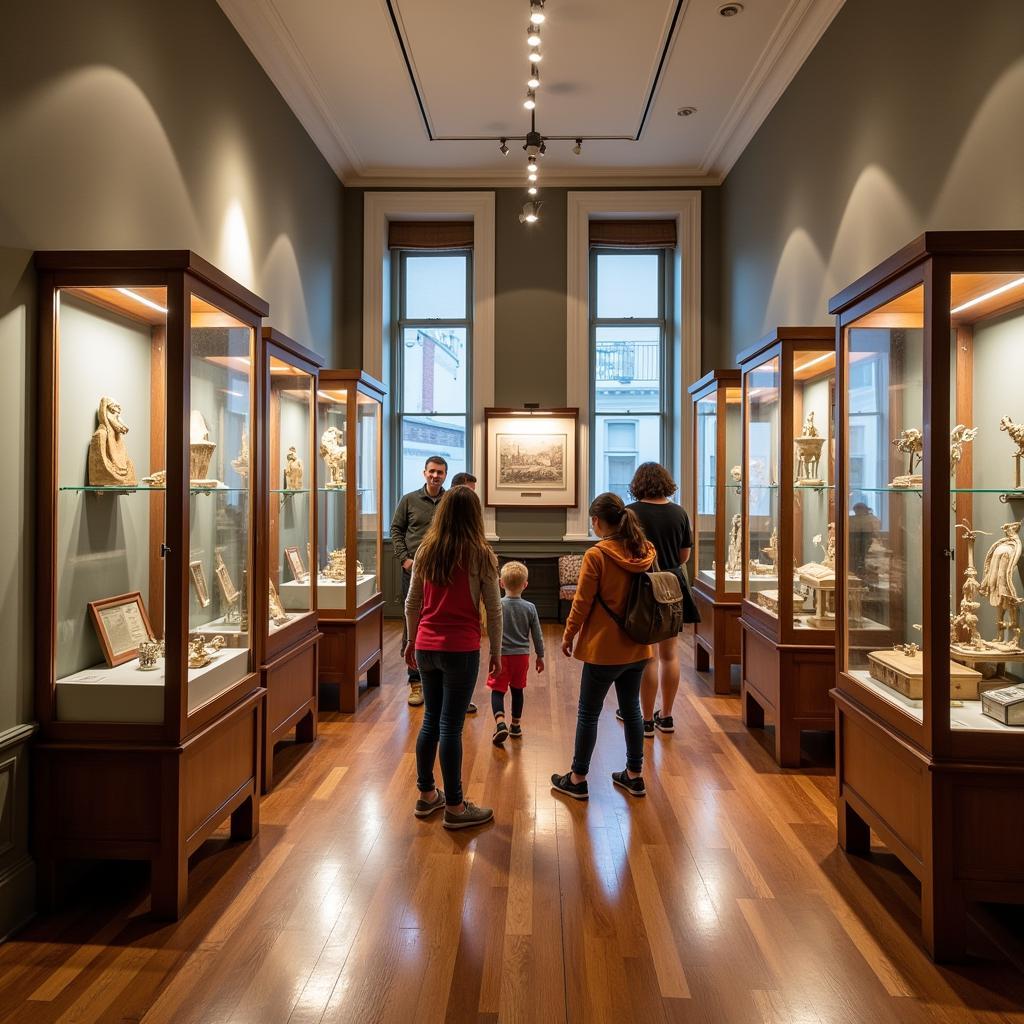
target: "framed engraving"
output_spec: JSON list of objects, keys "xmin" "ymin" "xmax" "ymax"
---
[
  {"xmin": 214, "ymin": 553, "xmax": 238, "ymax": 605},
  {"xmin": 484, "ymin": 408, "xmax": 579, "ymax": 508},
  {"xmin": 87, "ymin": 592, "xmax": 155, "ymax": 667},
  {"xmin": 189, "ymin": 560, "xmax": 211, "ymax": 608},
  {"xmin": 284, "ymin": 545, "xmax": 308, "ymax": 583}
]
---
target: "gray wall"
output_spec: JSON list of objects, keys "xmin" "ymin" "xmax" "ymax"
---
[
  {"xmin": 719, "ymin": 0, "xmax": 1024, "ymax": 361},
  {"xmin": 0, "ymin": 0, "xmax": 344, "ymax": 938}
]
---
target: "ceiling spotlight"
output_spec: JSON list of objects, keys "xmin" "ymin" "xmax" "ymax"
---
[
  {"xmin": 523, "ymin": 89, "xmax": 536, "ymax": 110},
  {"xmin": 676, "ymin": 106, "xmax": 697, "ymax": 117},
  {"xmin": 519, "ymin": 200, "xmax": 542, "ymax": 224},
  {"xmin": 527, "ymin": 25, "xmax": 541, "ymax": 46},
  {"xmin": 528, "ymin": 172, "xmax": 538, "ymax": 182},
  {"xmin": 539, "ymin": 140, "xmax": 547, "ymax": 155},
  {"xmin": 529, "ymin": 1, "xmax": 546, "ymax": 25},
  {"xmin": 499, "ymin": 138, "xmax": 509, "ymax": 156},
  {"xmin": 528, "ymin": 48, "xmax": 542, "ymax": 63},
  {"xmin": 528, "ymin": 186, "xmax": 538, "ymax": 195},
  {"xmin": 573, "ymin": 138, "xmax": 582, "ymax": 155},
  {"xmin": 527, "ymin": 157, "xmax": 538, "ymax": 172},
  {"xmin": 718, "ymin": 2, "xmax": 744, "ymax": 15},
  {"xmin": 527, "ymin": 70, "xmax": 540, "ymax": 89}
]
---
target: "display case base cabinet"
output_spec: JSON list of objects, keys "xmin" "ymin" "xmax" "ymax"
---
[
  {"xmin": 740, "ymin": 618, "xmax": 835, "ymax": 767},
  {"xmin": 693, "ymin": 590, "xmax": 741, "ymax": 694},
  {"xmin": 834, "ymin": 691, "xmax": 1024, "ymax": 961},
  {"xmin": 318, "ymin": 603, "xmax": 384, "ymax": 713},
  {"xmin": 33, "ymin": 688, "xmax": 263, "ymax": 921},
  {"xmin": 260, "ymin": 631, "xmax": 320, "ymax": 793}
]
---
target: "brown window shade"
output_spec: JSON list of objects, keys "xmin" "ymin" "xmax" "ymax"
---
[
  {"xmin": 388, "ymin": 221, "xmax": 474, "ymax": 250},
  {"xmin": 589, "ymin": 219, "xmax": 676, "ymax": 249}
]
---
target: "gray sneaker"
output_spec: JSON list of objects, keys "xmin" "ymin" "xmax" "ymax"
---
[
  {"xmin": 443, "ymin": 800, "xmax": 494, "ymax": 830},
  {"xmin": 414, "ymin": 788, "xmax": 445, "ymax": 818}
]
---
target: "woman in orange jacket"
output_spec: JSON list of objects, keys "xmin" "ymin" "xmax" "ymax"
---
[{"xmin": 552, "ymin": 492, "xmax": 656, "ymax": 800}]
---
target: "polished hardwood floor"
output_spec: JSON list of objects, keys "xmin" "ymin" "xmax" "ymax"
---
[{"xmin": 3, "ymin": 622, "xmax": 1024, "ymax": 1023}]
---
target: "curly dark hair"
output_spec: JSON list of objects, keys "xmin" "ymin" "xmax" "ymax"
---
[{"xmin": 628, "ymin": 462, "xmax": 677, "ymax": 500}]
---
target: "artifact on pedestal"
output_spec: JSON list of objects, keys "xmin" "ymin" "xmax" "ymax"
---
[
  {"xmin": 749, "ymin": 527, "xmax": 777, "ymax": 578},
  {"xmin": 320, "ymin": 426, "xmax": 347, "ymax": 489},
  {"xmin": 88, "ymin": 397, "xmax": 137, "ymax": 487},
  {"xmin": 981, "ymin": 684, "xmax": 1024, "ymax": 726},
  {"xmin": 231, "ymin": 429, "xmax": 249, "ymax": 480},
  {"xmin": 890, "ymin": 428, "xmax": 923, "ymax": 487},
  {"xmin": 283, "ymin": 446, "xmax": 304, "ymax": 490},
  {"xmin": 794, "ymin": 411, "xmax": 826, "ymax": 486},
  {"xmin": 137, "ymin": 639, "xmax": 161, "ymax": 671},
  {"xmin": 730, "ymin": 465, "xmax": 742, "ymax": 485},
  {"xmin": 268, "ymin": 581, "xmax": 290, "ymax": 625},
  {"xmin": 725, "ymin": 513, "xmax": 742, "ymax": 575},
  {"xmin": 322, "ymin": 549, "xmax": 364, "ymax": 581},
  {"xmin": 214, "ymin": 550, "xmax": 240, "ymax": 623},
  {"xmin": 141, "ymin": 469, "xmax": 166, "ymax": 486},
  {"xmin": 949, "ymin": 424, "xmax": 978, "ymax": 477},
  {"xmin": 978, "ymin": 521, "xmax": 1024, "ymax": 650},
  {"xmin": 999, "ymin": 416, "xmax": 1024, "ymax": 487},
  {"xmin": 187, "ymin": 634, "xmax": 225, "ymax": 669},
  {"xmin": 797, "ymin": 523, "xmax": 841, "ymax": 629},
  {"xmin": 189, "ymin": 410, "xmax": 221, "ymax": 488}
]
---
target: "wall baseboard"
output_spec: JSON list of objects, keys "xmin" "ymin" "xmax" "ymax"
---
[
  {"xmin": 0, "ymin": 856, "xmax": 35, "ymax": 942},
  {"xmin": 0, "ymin": 723, "xmax": 36, "ymax": 942}
]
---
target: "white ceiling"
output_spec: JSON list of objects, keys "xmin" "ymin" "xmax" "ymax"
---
[{"xmin": 218, "ymin": 0, "xmax": 844, "ymax": 186}]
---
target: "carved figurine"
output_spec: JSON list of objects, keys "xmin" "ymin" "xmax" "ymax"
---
[
  {"xmin": 320, "ymin": 427, "xmax": 347, "ymax": 489},
  {"xmin": 812, "ymin": 522, "xmax": 836, "ymax": 569},
  {"xmin": 187, "ymin": 634, "xmax": 224, "ymax": 669},
  {"xmin": 137, "ymin": 639, "xmax": 161, "ymax": 671},
  {"xmin": 268, "ymin": 581, "xmax": 289, "ymax": 625},
  {"xmin": 231, "ymin": 429, "xmax": 249, "ymax": 480},
  {"xmin": 283, "ymin": 446, "xmax": 304, "ymax": 490},
  {"xmin": 88, "ymin": 397, "xmax": 137, "ymax": 487},
  {"xmin": 979, "ymin": 521, "xmax": 1024, "ymax": 650},
  {"xmin": 189, "ymin": 410, "xmax": 219, "ymax": 487},
  {"xmin": 761, "ymin": 527, "xmax": 779, "ymax": 570},
  {"xmin": 951, "ymin": 521, "xmax": 990, "ymax": 652},
  {"xmin": 999, "ymin": 416, "xmax": 1024, "ymax": 487},
  {"xmin": 322, "ymin": 549, "xmax": 364, "ymax": 581},
  {"xmin": 949, "ymin": 424, "xmax": 978, "ymax": 478},
  {"xmin": 725, "ymin": 513, "xmax": 742, "ymax": 574},
  {"xmin": 730, "ymin": 465, "xmax": 742, "ymax": 484},
  {"xmin": 890, "ymin": 428, "xmax": 924, "ymax": 487},
  {"xmin": 141, "ymin": 469, "xmax": 166, "ymax": 486},
  {"xmin": 794, "ymin": 411, "xmax": 826, "ymax": 485}
]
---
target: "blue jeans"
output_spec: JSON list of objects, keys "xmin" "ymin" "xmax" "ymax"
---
[
  {"xmin": 571, "ymin": 660, "xmax": 647, "ymax": 777},
  {"xmin": 415, "ymin": 649, "xmax": 480, "ymax": 806}
]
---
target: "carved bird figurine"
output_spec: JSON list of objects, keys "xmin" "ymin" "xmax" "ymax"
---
[{"xmin": 1000, "ymin": 415, "xmax": 1024, "ymax": 455}]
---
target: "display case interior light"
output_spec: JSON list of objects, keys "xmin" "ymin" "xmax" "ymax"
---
[
  {"xmin": 117, "ymin": 287, "xmax": 168, "ymax": 314},
  {"xmin": 950, "ymin": 275, "xmax": 1024, "ymax": 314},
  {"xmin": 317, "ymin": 389, "xmax": 348, "ymax": 403}
]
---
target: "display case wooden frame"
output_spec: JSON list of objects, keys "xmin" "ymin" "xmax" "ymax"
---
[
  {"xmin": 738, "ymin": 327, "xmax": 838, "ymax": 766},
  {"xmin": 316, "ymin": 369, "xmax": 386, "ymax": 713},
  {"xmin": 830, "ymin": 231, "xmax": 1024, "ymax": 960},
  {"xmin": 688, "ymin": 370, "xmax": 742, "ymax": 694},
  {"xmin": 256, "ymin": 327, "xmax": 323, "ymax": 791},
  {"xmin": 34, "ymin": 250, "xmax": 267, "ymax": 919}
]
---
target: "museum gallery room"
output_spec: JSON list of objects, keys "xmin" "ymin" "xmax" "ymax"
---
[{"xmin": 3, "ymin": 0, "xmax": 1024, "ymax": 1021}]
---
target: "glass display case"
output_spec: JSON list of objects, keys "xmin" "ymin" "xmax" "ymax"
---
[
  {"xmin": 257, "ymin": 327, "xmax": 323, "ymax": 791},
  {"xmin": 737, "ymin": 328, "xmax": 838, "ymax": 766},
  {"xmin": 315, "ymin": 369, "xmax": 386, "ymax": 712},
  {"xmin": 688, "ymin": 369, "xmax": 743, "ymax": 693},
  {"xmin": 34, "ymin": 251, "xmax": 267, "ymax": 918},
  {"xmin": 831, "ymin": 232, "xmax": 1024, "ymax": 960}
]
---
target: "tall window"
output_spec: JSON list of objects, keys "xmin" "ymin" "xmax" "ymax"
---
[
  {"xmin": 393, "ymin": 251, "xmax": 471, "ymax": 500},
  {"xmin": 590, "ymin": 249, "xmax": 670, "ymax": 503}
]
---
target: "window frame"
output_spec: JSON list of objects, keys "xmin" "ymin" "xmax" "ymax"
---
[
  {"xmin": 390, "ymin": 248, "xmax": 473, "ymax": 511},
  {"xmin": 588, "ymin": 246, "xmax": 673, "ymax": 502}
]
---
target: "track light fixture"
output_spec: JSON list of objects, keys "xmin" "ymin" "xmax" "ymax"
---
[
  {"xmin": 528, "ymin": 172, "xmax": 538, "ymax": 182},
  {"xmin": 527, "ymin": 70, "xmax": 540, "ymax": 89},
  {"xmin": 527, "ymin": 186, "xmax": 538, "ymax": 195},
  {"xmin": 539, "ymin": 140, "xmax": 547, "ymax": 155},
  {"xmin": 523, "ymin": 90, "xmax": 536, "ymax": 110},
  {"xmin": 529, "ymin": 0, "xmax": 545, "ymax": 25},
  {"xmin": 573, "ymin": 138, "xmax": 582, "ymax": 155},
  {"xmin": 527, "ymin": 25, "xmax": 541, "ymax": 46},
  {"xmin": 499, "ymin": 138, "xmax": 509, "ymax": 156},
  {"xmin": 519, "ymin": 200, "xmax": 542, "ymax": 224},
  {"xmin": 527, "ymin": 157, "xmax": 538, "ymax": 173},
  {"xmin": 528, "ymin": 48, "xmax": 542, "ymax": 63}
]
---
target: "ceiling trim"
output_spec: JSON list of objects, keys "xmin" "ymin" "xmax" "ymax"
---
[{"xmin": 344, "ymin": 168, "xmax": 721, "ymax": 188}]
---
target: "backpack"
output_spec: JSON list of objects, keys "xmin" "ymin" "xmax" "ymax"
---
[{"xmin": 596, "ymin": 551, "xmax": 687, "ymax": 645}]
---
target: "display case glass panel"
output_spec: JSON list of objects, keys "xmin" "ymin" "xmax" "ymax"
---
[
  {"xmin": 187, "ymin": 293, "xmax": 254, "ymax": 710},
  {"xmin": 745, "ymin": 355, "xmax": 781, "ymax": 613},
  {"xmin": 271, "ymin": 356, "xmax": 315, "ymax": 627},
  {"xmin": 356, "ymin": 391, "xmax": 382, "ymax": 599},
  {"xmin": 317, "ymin": 385, "xmax": 350, "ymax": 612},
  {"xmin": 724, "ymin": 387, "xmax": 743, "ymax": 593},
  {"xmin": 694, "ymin": 392, "xmax": 717, "ymax": 587}
]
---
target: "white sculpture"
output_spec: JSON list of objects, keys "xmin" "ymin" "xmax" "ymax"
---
[
  {"xmin": 811, "ymin": 522, "xmax": 836, "ymax": 570},
  {"xmin": 794, "ymin": 411, "xmax": 826, "ymax": 485},
  {"xmin": 951, "ymin": 521, "xmax": 990, "ymax": 652},
  {"xmin": 725, "ymin": 513, "xmax": 742, "ymax": 574},
  {"xmin": 999, "ymin": 416, "xmax": 1024, "ymax": 487},
  {"xmin": 189, "ymin": 410, "xmax": 219, "ymax": 487},
  {"xmin": 730, "ymin": 465, "xmax": 742, "ymax": 484},
  {"xmin": 231, "ymin": 429, "xmax": 249, "ymax": 480},
  {"xmin": 283, "ymin": 446, "xmax": 303, "ymax": 490},
  {"xmin": 320, "ymin": 427, "xmax": 347, "ymax": 489},
  {"xmin": 979, "ymin": 521, "xmax": 1024, "ymax": 650},
  {"xmin": 891, "ymin": 428, "xmax": 924, "ymax": 487},
  {"xmin": 949, "ymin": 424, "xmax": 978, "ymax": 478},
  {"xmin": 88, "ymin": 397, "xmax": 137, "ymax": 487}
]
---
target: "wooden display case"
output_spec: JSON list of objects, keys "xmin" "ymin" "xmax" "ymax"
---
[
  {"xmin": 738, "ymin": 327, "xmax": 845, "ymax": 766},
  {"xmin": 316, "ymin": 370, "xmax": 386, "ymax": 712},
  {"xmin": 830, "ymin": 231, "xmax": 1024, "ymax": 960},
  {"xmin": 34, "ymin": 251, "xmax": 267, "ymax": 919},
  {"xmin": 688, "ymin": 370, "xmax": 743, "ymax": 693},
  {"xmin": 256, "ymin": 327, "xmax": 323, "ymax": 791}
]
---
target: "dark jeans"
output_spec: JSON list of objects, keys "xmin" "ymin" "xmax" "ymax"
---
[
  {"xmin": 571, "ymin": 660, "xmax": 647, "ymax": 777},
  {"xmin": 415, "ymin": 649, "xmax": 480, "ymax": 806},
  {"xmin": 402, "ymin": 567, "xmax": 419, "ymax": 681}
]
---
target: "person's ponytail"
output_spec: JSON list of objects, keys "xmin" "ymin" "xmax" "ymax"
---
[{"xmin": 589, "ymin": 492, "xmax": 649, "ymax": 560}]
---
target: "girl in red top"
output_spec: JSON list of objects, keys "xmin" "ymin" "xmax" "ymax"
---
[{"xmin": 405, "ymin": 487, "xmax": 502, "ymax": 830}]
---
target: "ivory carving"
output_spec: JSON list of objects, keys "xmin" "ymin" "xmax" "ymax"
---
[{"xmin": 88, "ymin": 397, "xmax": 137, "ymax": 487}]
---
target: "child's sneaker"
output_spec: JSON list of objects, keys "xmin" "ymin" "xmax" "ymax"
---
[
  {"xmin": 615, "ymin": 707, "xmax": 654, "ymax": 737},
  {"xmin": 414, "ymin": 788, "xmax": 445, "ymax": 818},
  {"xmin": 654, "ymin": 711, "xmax": 674, "ymax": 733},
  {"xmin": 612, "ymin": 770, "xmax": 646, "ymax": 797},
  {"xmin": 509, "ymin": 722, "xmax": 523, "ymax": 739},
  {"xmin": 492, "ymin": 721, "xmax": 509, "ymax": 746},
  {"xmin": 443, "ymin": 801, "xmax": 494, "ymax": 830},
  {"xmin": 550, "ymin": 772, "xmax": 588, "ymax": 800}
]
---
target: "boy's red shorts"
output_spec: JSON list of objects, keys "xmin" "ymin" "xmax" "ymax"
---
[{"xmin": 486, "ymin": 653, "xmax": 529, "ymax": 693}]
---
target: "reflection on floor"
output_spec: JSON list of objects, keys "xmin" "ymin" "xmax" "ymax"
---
[{"xmin": 2, "ymin": 621, "xmax": 1023, "ymax": 1023}]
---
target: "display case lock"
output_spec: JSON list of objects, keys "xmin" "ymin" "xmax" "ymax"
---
[{"xmin": 161, "ymin": 543, "xmax": 171, "ymax": 557}]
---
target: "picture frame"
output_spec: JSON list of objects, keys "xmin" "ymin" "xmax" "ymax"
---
[
  {"xmin": 189, "ymin": 559, "xmax": 211, "ymax": 609},
  {"xmin": 214, "ymin": 551, "xmax": 238, "ymax": 605},
  {"xmin": 484, "ymin": 407, "xmax": 579, "ymax": 508},
  {"xmin": 87, "ymin": 591, "xmax": 155, "ymax": 667},
  {"xmin": 284, "ymin": 544, "xmax": 308, "ymax": 583}
]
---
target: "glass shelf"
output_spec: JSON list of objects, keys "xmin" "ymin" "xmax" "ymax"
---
[
  {"xmin": 59, "ymin": 485, "xmax": 248, "ymax": 494},
  {"xmin": 270, "ymin": 488, "xmax": 311, "ymax": 495},
  {"xmin": 856, "ymin": 486, "xmax": 1024, "ymax": 495}
]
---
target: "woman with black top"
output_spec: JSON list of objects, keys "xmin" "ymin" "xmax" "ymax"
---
[{"xmin": 623, "ymin": 462, "xmax": 693, "ymax": 736}]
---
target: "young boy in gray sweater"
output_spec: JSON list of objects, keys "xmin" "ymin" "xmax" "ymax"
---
[{"xmin": 487, "ymin": 561, "xmax": 545, "ymax": 746}]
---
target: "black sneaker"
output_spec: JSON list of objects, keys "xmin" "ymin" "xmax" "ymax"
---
[
  {"xmin": 550, "ymin": 772, "xmax": 588, "ymax": 800},
  {"xmin": 509, "ymin": 722, "xmax": 523, "ymax": 739},
  {"xmin": 414, "ymin": 788, "xmax": 446, "ymax": 818},
  {"xmin": 616, "ymin": 707, "xmax": 654, "ymax": 738},
  {"xmin": 443, "ymin": 800, "xmax": 494, "ymax": 830},
  {"xmin": 492, "ymin": 721, "xmax": 509, "ymax": 746},
  {"xmin": 612, "ymin": 770, "xmax": 646, "ymax": 797},
  {"xmin": 654, "ymin": 711, "xmax": 674, "ymax": 733},
  {"xmin": 467, "ymin": 702, "xmax": 478, "ymax": 715}
]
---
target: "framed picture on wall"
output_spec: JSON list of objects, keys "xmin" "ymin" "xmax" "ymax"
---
[
  {"xmin": 87, "ymin": 592, "xmax": 155, "ymax": 667},
  {"xmin": 483, "ymin": 407, "xmax": 579, "ymax": 508}
]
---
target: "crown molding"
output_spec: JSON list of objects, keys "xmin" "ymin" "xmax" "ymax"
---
[
  {"xmin": 700, "ymin": 0, "xmax": 845, "ymax": 179},
  {"xmin": 343, "ymin": 168, "xmax": 722, "ymax": 189},
  {"xmin": 216, "ymin": 0, "xmax": 361, "ymax": 179}
]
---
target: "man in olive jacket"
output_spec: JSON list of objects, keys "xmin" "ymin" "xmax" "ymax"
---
[{"xmin": 391, "ymin": 455, "xmax": 448, "ymax": 704}]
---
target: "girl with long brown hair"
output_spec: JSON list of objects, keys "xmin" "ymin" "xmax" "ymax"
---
[
  {"xmin": 405, "ymin": 486, "xmax": 502, "ymax": 829},
  {"xmin": 552, "ymin": 492, "xmax": 656, "ymax": 800}
]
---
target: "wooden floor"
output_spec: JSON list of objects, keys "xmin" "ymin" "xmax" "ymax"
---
[{"xmin": 3, "ymin": 622, "xmax": 1024, "ymax": 1024}]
